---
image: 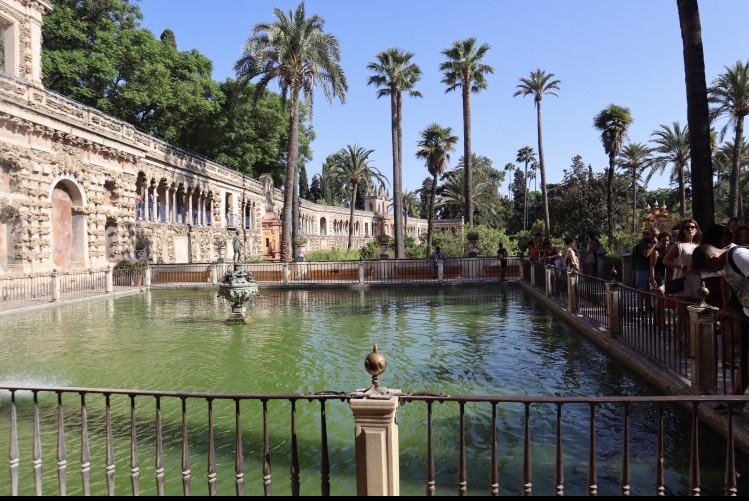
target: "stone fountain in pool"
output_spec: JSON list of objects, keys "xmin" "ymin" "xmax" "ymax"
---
[{"xmin": 217, "ymin": 264, "xmax": 259, "ymax": 324}]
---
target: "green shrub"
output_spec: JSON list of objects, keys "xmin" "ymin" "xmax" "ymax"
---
[{"xmin": 305, "ymin": 248, "xmax": 361, "ymax": 262}]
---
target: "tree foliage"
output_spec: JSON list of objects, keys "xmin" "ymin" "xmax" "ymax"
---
[
  {"xmin": 234, "ymin": 2, "xmax": 347, "ymax": 262},
  {"xmin": 41, "ymin": 0, "xmax": 295, "ymax": 187},
  {"xmin": 440, "ymin": 37, "xmax": 493, "ymax": 226},
  {"xmin": 367, "ymin": 47, "xmax": 422, "ymax": 259}
]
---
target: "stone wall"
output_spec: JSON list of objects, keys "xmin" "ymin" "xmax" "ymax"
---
[{"xmin": 0, "ymin": 0, "xmax": 460, "ymax": 276}]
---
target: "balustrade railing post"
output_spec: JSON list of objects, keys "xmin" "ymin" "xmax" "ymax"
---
[
  {"xmin": 144, "ymin": 264, "xmax": 152, "ymax": 288},
  {"xmin": 545, "ymin": 265, "xmax": 554, "ymax": 296},
  {"xmin": 51, "ymin": 269, "xmax": 61, "ymax": 302},
  {"xmin": 359, "ymin": 262, "xmax": 364, "ymax": 284},
  {"xmin": 350, "ymin": 345, "xmax": 400, "ymax": 496},
  {"xmin": 437, "ymin": 260, "xmax": 444, "ymax": 282},
  {"xmin": 282, "ymin": 263, "xmax": 289, "ymax": 285},
  {"xmin": 606, "ymin": 281, "xmax": 621, "ymax": 338},
  {"xmin": 567, "ymin": 271, "xmax": 578, "ymax": 312},
  {"xmin": 530, "ymin": 262, "xmax": 536, "ymax": 287},
  {"xmin": 349, "ymin": 396, "xmax": 400, "ymax": 496},
  {"xmin": 689, "ymin": 284, "xmax": 718, "ymax": 392},
  {"xmin": 105, "ymin": 266, "xmax": 113, "ymax": 293},
  {"xmin": 210, "ymin": 264, "xmax": 218, "ymax": 285}
]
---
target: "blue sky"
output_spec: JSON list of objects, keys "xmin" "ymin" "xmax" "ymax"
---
[{"xmin": 138, "ymin": 0, "xmax": 748, "ymax": 198}]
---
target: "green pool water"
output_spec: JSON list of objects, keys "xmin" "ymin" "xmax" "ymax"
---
[{"xmin": 0, "ymin": 285, "xmax": 745, "ymax": 495}]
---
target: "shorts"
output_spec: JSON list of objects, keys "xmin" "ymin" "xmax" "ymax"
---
[{"xmin": 635, "ymin": 270, "xmax": 650, "ymax": 290}]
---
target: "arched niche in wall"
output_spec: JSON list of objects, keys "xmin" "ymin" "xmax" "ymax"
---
[{"xmin": 50, "ymin": 178, "xmax": 87, "ymax": 270}]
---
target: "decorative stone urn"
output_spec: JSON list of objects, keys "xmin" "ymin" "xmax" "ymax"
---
[{"xmin": 217, "ymin": 264, "xmax": 260, "ymax": 324}]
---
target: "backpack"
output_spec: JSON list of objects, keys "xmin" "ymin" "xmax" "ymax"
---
[
  {"xmin": 726, "ymin": 245, "xmax": 749, "ymax": 277},
  {"xmin": 725, "ymin": 245, "xmax": 749, "ymax": 314}
]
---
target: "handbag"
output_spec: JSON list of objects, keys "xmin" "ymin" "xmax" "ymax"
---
[{"xmin": 665, "ymin": 277, "xmax": 685, "ymax": 294}]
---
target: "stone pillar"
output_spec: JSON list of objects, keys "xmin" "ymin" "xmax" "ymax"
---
[
  {"xmin": 144, "ymin": 265, "xmax": 152, "ymax": 288},
  {"xmin": 530, "ymin": 262, "xmax": 536, "ymax": 287},
  {"xmin": 349, "ymin": 395, "xmax": 400, "ymax": 496},
  {"xmin": 282, "ymin": 263, "xmax": 289, "ymax": 285},
  {"xmin": 199, "ymin": 194, "xmax": 205, "ymax": 226},
  {"xmin": 149, "ymin": 186, "xmax": 156, "ymax": 222},
  {"xmin": 51, "ymin": 270, "xmax": 61, "ymax": 302},
  {"xmin": 187, "ymin": 190, "xmax": 194, "ymax": 225},
  {"xmin": 210, "ymin": 264, "xmax": 218, "ymax": 285},
  {"xmin": 164, "ymin": 188, "xmax": 171, "ymax": 224},
  {"xmin": 437, "ymin": 260, "xmax": 444, "ymax": 282},
  {"xmin": 567, "ymin": 271, "xmax": 578, "ymax": 312},
  {"xmin": 621, "ymin": 251, "xmax": 632, "ymax": 287},
  {"xmin": 359, "ymin": 262, "xmax": 365, "ymax": 284},
  {"xmin": 105, "ymin": 266, "xmax": 113, "ymax": 293},
  {"xmin": 688, "ymin": 304, "xmax": 718, "ymax": 392},
  {"xmin": 545, "ymin": 265, "xmax": 554, "ymax": 296},
  {"xmin": 606, "ymin": 281, "xmax": 621, "ymax": 338}
]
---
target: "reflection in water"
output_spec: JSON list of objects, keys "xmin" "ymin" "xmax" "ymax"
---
[{"xmin": 0, "ymin": 286, "xmax": 746, "ymax": 495}]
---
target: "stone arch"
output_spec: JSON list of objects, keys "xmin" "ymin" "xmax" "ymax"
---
[
  {"xmin": 319, "ymin": 217, "xmax": 327, "ymax": 236},
  {"xmin": 49, "ymin": 177, "xmax": 88, "ymax": 270}
]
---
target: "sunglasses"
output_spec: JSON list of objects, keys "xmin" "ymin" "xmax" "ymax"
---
[{"xmin": 683, "ymin": 225, "xmax": 697, "ymax": 229}]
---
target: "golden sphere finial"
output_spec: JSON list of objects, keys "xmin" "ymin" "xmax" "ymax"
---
[
  {"xmin": 364, "ymin": 343, "xmax": 387, "ymax": 389},
  {"xmin": 698, "ymin": 281, "xmax": 709, "ymax": 307}
]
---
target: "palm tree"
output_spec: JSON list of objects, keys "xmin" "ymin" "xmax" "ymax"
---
[
  {"xmin": 515, "ymin": 146, "xmax": 536, "ymax": 231},
  {"xmin": 440, "ymin": 38, "xmax": 494, "ymax": 226},
  {"xmin": 650, "ymin": 122, "xmax": 691, "ymax": 219},
  {"xmin": 677, "ymin": 0, "xmax": 714, "ymax": 229},
  {"xmin": 616, "ymin": 142, "xmax": 653, "ymax": 234},
  {"xmin": 327, "ymin": 145, "xmax": 388, "ymax": 250},
  {"xmin": 513, "ymin": 69, "xmax": 560, "ymax": 240},
  {"xmin": 709, "ymin": 60, "xmax": 749, "ymax": 218},
  {"xmin": 401, "ymin": 189, "xmax": 421, "ymax": 237},
  {"xmin": 593, "ymin": 104, "xmax": 633, "ymax": 243},
  {"xmin": 234, "ymin": 2, "xmax": 347, "ymax": 262},
  {"xmin": 714, "ymin": 139, "xmax": 749, "ymax": 214},
  {"xmin": 441, "ymin": 156, "xmax": 504, "ymax": 227},
  {"xmin": 415, "ymin": 123, "xmax": 458, "ymax": 256},
  {"xmin": 503, "ymin": 162, "xmax": 516, "ymax": 199},
  {"xmin": 367, "ymin": 48, "xmax": 422, "ymax": 259}
]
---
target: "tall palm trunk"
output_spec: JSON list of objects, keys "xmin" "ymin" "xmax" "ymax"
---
[
  {"xmin": 390, "ymin": 89, "xmax": 403, "ymax": 257},
  {"xmin": 607, "ymin": 155, "xmax": 615, "ymax": 243},
  {"xmin": 631, "ymin": 167, "xmax": 637, "ymax": 234},
  {"xmin": 426, "ymin": 174, "xmax": 438, "ymax": 257},
  {"xmin": 523, "ymin": 160, "xmax": 529, "ymax": 231},
  {"xmin": 678, "ymin": 164, "xmax": 687, "ymax": 219},
  {"xmin": 677, "ymin": 0, "xmax": 714, "ymax": 228},
  {"xmin": 292, "ymin": 168, "xmax": 299, "ymax": 259},
  {"xmin": 730, "ymin": 119, "xmax": 745, "ymax": 217},
  {"xmin": 462, "ymin": 75, "xmax": 473, "ymax": 225},
  {"xmin": 536, "ymin": 103, "xmax": 551, "ymax": 239},
  {"xmin": 394, "ymin": 92, "xmax": 404, "ymax": 258},
  {"xmin": 281, "ymin": 90, "xmax": 300, "ymax": 262},
  {"xmin": 347, "ymin": 183, "xmax": 358, "ymax": 250}
]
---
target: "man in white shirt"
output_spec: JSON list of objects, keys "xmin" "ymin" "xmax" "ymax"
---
[{"xmin": 691, "ymin": 243, "xmax": 749, "ymax": 398}]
